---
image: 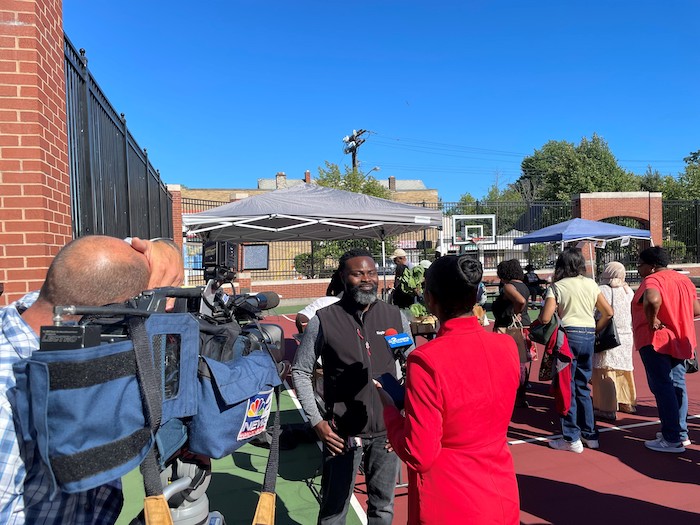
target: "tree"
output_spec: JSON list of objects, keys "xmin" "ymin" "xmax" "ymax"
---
[
  {"xmin": 683, "ymin": 150, "xmax": 700, "ymax": 165},
  {"xmin": 293, "ymin": 162, "xmax": 391, "ymax": 278},
  {"xmin": 316, "ymin": 161, "xmax": 390, "ymax": 199},
  {"xmin": 677, "ymin": 154, "xmax": 700, "ymax": 199},
  {"xmin": 518, "ymin": 134, "xmax": 638, "ymax": 201},
  {"xmin": 639, "ymin": 166, "xmax": 684, "ymax": 199}
]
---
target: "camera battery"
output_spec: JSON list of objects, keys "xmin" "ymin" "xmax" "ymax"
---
[{"xmin": 40, "ymin": 325, "xmax": 102, "ymax": 350}]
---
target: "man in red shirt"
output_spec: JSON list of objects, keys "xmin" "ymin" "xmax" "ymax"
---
[{"xmin": 632, "ymin": 247, "xmax": 700, "ymax": 453}]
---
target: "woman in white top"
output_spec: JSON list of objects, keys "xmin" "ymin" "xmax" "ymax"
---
[
  {"xmin": 539, "ymin": 247, "xmax": 613, "ymax": 453},
  {"xmin": 592, "ymin": 261, "xmax": 636, "ymax": 421}
]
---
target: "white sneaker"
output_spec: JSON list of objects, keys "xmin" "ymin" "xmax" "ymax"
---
[
  {"xmin": 656, "ymin": 432, "xmax": 691, "ymax": 447},
  {"xmin": 645, "ymin": 437, "xmax": 685, "ymax": 453},
  {"xmin": 549, "ymin": 438, "xmax": 583, "ymax": 453},
  {"xmin": 581, "ymin": 437, "xmax": 599, "ymax": 449}
]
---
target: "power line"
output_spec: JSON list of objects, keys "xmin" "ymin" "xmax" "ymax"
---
[{"xmin": 370, "ymin": 132, "xmax": 686, "ymax": 166}]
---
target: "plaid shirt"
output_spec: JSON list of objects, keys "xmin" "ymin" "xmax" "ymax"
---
[{"xmin": 0, "ymin": 293, "xmax": 123, "ymax": 524}]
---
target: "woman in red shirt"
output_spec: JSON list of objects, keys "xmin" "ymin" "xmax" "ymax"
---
[
  {"xmin": 633, "ymin": 246, "xmax": 700, "ymax": 453},
  {"xmin": 377, "ymin": 255, "xmax": 521, "ymax": 524}
]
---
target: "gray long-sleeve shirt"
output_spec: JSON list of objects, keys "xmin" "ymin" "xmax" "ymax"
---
[{"xmin": 291, "ymin": 311, "xmax": 413, "ymax": 428}]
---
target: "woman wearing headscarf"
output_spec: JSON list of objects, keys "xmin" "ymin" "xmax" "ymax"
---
[
  {"xmin": 377, "ymin": 255, "xmax": 520, "ymax": 525},
  {"xmin": 592, "ymin": 261, "xmax": 636, "ymax": 421}
]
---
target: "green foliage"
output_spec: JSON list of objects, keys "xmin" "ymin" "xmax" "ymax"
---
[
  {"xmin": 677, "ymin": 162, "xmax": 700, "ymax": 199},
  {"xmin": 638, "ymin": 166, "xmax": 685, "ymax": 199},
  {"xmin": 662, "ymin": 239, "xmax": 687, "ymax": 262},
  {"xmin": 519, "ymin": 134, "xmax": 638, "ymax": 201},
  {"xmin": 316, "ymin": 161, "xmax": 390, "ymax": 199},
  {"xmin": 293, "ymin": 162, "xmax": 393, "ymax": 277},
  {"xmin": 683, "ymin": 150, "xmax": 700, "ymax": 165},
  {"xmin": 457, "ymin": 193, "xmax": 477, "ymax": 205},
  {"xmin": 293, "ymin": 252, "xmax": 331, "ymax": 279}
]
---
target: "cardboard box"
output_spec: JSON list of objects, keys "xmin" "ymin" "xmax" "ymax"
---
[{"xmin": 411, "ymin": 315, "xmax": 438, "ymax": 335}]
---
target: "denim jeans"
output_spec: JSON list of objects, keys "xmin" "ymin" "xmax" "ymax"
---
[
  {"xmin": 318, "ymin": 435, "xmax": 399, "ymax": 525},
  {"xmin": 639, "ymin": 345, "xmax": 688, "ymax": 443},
  {"xmin": 561, "ymin": 327, "xmax": 598, "ymax": 442}
]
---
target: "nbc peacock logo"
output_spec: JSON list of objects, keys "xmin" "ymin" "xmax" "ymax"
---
[
  {"xmin": 247, "ymin": 397, "xmax": 267, "ymax": 417},
  {"xmin": 238, "ymin": 389, "xmax": 274, "ymax": 441}
]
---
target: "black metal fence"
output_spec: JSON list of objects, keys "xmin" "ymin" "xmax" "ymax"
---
[
  {"xmin": 663, "ymin": 200, "xmax": 700, "ymax": 264},
  {"xmin": 182, "ymin": 197, "xmax": 700, "ymax": 285},
  {"xmin": 64, "ymin": 35, "xmax": 172, "ymax": 240}
]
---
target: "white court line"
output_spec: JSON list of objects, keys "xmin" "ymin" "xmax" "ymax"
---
[
  {"xmin": 508, "ymin": 414, "xmax": 700, "ymax": 445},
  {"xmin": 284, "ymin": 381, "xmax": 369, "ymax": 525}
]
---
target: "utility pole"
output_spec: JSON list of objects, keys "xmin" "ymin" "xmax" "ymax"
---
[{"xmin": 342, "ymin": 129, "xmax": 367, "ymax": 170}]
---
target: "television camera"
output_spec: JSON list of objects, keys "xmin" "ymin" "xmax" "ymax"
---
[{"xmin": 38, "ymin": 240, "xmax": 285, "ymax": 525}]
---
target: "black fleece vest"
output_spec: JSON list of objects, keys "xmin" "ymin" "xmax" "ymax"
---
[{"xmin": 316, "ymin": 299, "xmax": 403, "ymax": 438}]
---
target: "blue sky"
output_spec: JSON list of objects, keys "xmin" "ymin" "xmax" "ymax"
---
[{"xmin": 63, "ymin": 1, "xmax": 700, "ymax": 203}]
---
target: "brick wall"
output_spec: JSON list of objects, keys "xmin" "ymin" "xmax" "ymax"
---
[
  {"xmin": 246, "ymin": 276, "xmax": 398, "ymax": 304},
  {"xmin": 0, "ymin": 0, "xmax": 71, "ymax": 305},
  {"xmin": 181, "ymin": 187, "xmax": 268, "ymax": 202},
  {"xmin": 575, "ymin": 192, "xmax": 663, "ymax": 245},
  {"xmin": 181, "ymin": 186, "xmax": 440, "ymax": 207},
  {"xmin": 389, "ymin": 189, "xmax": 439, "ymax": 205},
  {"xmin": 168, "ymin": 184, "xmax": 183, "ymax": 248}
]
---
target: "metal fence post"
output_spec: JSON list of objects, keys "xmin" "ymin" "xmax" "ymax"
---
[
  {"xmin": 79, "ymin": 48, "xmax": 96, "ymax": 235},
  {"xmin": 144, "ymin": 148, "xmax": 151, "ymax": 237},
  {"xmin": 696, "ymin": 200, "xmax": 700, "ymax": 263},
  {"xmin": 121, "ymin": 113, "xmax": 132, "ymax": 234},
  {"xmin": 421, "ymin": 201, "xmax": 428, "ymax": 260},
  {"xmin": 310, "ymin": 242, "xmax": 316, "ymax": 278}
]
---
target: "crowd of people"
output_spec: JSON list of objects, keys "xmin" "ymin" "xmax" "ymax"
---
[
  {"xmin": 292, "ymin": 245, "xmax": 699, "ymax": 523},
  {"xmin": 1, "ymin": 238, "xmax": 699, "ymax": 524}
]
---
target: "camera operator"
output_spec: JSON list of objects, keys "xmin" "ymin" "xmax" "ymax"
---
[
  {"xmin": 292, "ymin": 248, "xmax": 413, "ymax": 525},
  {"xmin": 0, "ymin": 235, "xmax": 181, "ymax": 524},
  {"xmin": 129, "ymin": 237, "xmax": 185, "ymax": 293}
]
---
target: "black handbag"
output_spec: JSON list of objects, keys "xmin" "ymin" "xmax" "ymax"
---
[
  {"xmin": 595, "ymin": 287, "xmax": 621, "ymax": 353},
  {"xmin": 528, "ymin": 285, "xmax": 560, "ymax": 346},
  {"xmin": 685, "ymin": 355, "xmax": 699, "ymax": 374}
]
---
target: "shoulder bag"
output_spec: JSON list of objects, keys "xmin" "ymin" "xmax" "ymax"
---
[
  {"xmin": 595, "ymin": 287, "xmax": 621, "ymax": 353},
  {"xmin": 506, "ymin": 316, "xmax": 530, "ymax": 364},
  {"xmin": 529, "ymin": 285, "xmax": 559, "ymax": 381}
]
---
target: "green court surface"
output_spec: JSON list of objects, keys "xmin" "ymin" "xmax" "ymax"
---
[{"xmin": 116, "ymin": 386, "xmax": 363, "ymax": 525}]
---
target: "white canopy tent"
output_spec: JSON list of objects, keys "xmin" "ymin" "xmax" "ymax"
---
[{"xmin": 183, "ymin": 184, "xmax": 442, "ymax": 280}]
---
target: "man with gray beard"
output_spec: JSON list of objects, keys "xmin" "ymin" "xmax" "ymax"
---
[{"xmin": 292, "ymin": 248, "xmax": 412, "ymax": 525}]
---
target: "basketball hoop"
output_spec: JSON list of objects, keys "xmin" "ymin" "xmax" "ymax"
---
[
  {"xmin": 463, "ymin": 236, "xmax": 485, "ymax": 251},
  {"xmin": 467, "ymin": 236, "xmax": 486, "ymax": 244}
]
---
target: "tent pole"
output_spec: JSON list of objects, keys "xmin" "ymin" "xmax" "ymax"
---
[
  {"xmin": 590, "ymin": 243, "xmax": 596, "ymax": 280},
  {"xmin": 381, "ymin": 240, "xmax": 387, "ymax": 296}
]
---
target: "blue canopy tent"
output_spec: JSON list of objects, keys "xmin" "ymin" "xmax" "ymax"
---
[
  {"xmin": 513, "ymin": 218, "xmax": 653, "ymax": 278},
  {"xmin": 513, "ymin": 218, "xmax": 652, "ymax": 245}
]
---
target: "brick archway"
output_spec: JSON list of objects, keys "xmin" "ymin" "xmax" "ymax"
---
[{"xmin": 573, "ymin": 192, "xmax": 662, "ymax": 245}]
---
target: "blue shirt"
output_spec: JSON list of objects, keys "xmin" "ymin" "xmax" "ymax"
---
[{"xmin": 0, "ymin": 293, "xmax": 122, "ymax": 524}]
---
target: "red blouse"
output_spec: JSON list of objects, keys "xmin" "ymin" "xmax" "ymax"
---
[
  {"xmin": 632, "ymin": 269, "xmax": 698, "ymax": 359},
  {"xmin": 384, "ymin": 316, "xmax": 521, "ymax": 524}
]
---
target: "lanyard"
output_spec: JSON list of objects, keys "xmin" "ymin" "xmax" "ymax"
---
[{"xmin": 357, "ymin": 328, "xmax": 371, "ymax": 356}]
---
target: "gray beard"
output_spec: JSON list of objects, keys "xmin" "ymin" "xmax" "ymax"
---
[{"xmin": 350, "ymin": 285, "xmax": 378, "ymax": 306}]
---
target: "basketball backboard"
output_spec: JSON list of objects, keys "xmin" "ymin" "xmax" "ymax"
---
[{"xmin": 452, "ymin": 214, "xmax": 496, "ymax": 245}]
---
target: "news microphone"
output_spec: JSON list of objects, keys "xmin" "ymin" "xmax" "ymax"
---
[
  {"xmin": 250, "ymin": 291, "xmax": 280, "ymax": 310},
  {"xmin": 384, "ymin": 328, "xmax": 413, "ymax": 363},
  {"xmin": 230, "ymin": 291, "xmax": 280, "ymax": 311}
]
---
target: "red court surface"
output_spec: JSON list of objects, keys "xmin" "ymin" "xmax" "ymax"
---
[{"xmin": 271, "ymin": 313, "xmax": 700, "ymax": 525}]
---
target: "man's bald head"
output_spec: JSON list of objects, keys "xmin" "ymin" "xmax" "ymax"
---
[{"xmin": 40, "ymin": 235, "xmax": 150, "ymax": 306}]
